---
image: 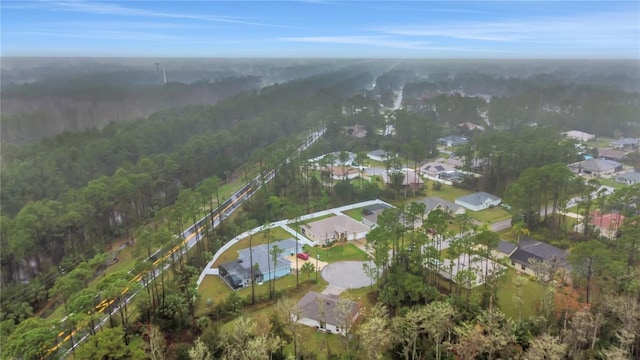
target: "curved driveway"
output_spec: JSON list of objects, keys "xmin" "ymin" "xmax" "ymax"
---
[{"xmin": 321, "ymin": 261, "xmax": 374, "ymax": 289}]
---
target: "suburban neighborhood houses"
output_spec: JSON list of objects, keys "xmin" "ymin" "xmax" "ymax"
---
[{"xmin": 455, "ymin": 191, "xmax": 502, "ymax": 212}]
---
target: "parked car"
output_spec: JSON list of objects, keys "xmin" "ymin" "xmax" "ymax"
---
[{"xmin": 296, "ymin": 252, "xmax": 309, "ymax": 260}]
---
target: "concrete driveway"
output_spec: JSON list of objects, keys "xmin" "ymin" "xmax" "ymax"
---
[{"xmin": 321, "ymin": 261, "xmax": 375, "ymax": 290}]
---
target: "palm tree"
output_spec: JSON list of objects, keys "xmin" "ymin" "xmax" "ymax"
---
[
  {"xmin": 511, "ymin": 221, "xmax": 530, "ymax": 241},
  {"xmin": 300, "ymin": 262, "xmax": 315, "ymax": 282}
]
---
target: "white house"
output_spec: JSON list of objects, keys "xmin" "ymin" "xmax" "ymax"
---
[
  {"xmin": 366, "ymin": 149, "xmax": 392, "ymax": 162},
  {"xmin": 308, "ymin": 152, "xmax": 357, "ymax": 167},
  {"xmin": 563, "ymin": 130, "xmax": 595, "ymax": 141},
  {"xmin": 419, "ymin": 161, "xmax": 457, "ymax": 178},
  {"xmin": 455, "ymin": 192, "xmax": 501, "ymax": 212},
  {"xmin": 295, "ymin": 291, "xmax": 360, "ymax": 335}
]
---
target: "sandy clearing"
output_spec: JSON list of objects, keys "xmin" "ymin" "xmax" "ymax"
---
[{"xmin": 284, "ymin": 254, "xmax": 328, "ymax": 271}]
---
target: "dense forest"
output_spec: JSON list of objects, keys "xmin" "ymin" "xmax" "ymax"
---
[{"xmin": 1, "ymin": 59, "xmax": 639, "ymax": 360}]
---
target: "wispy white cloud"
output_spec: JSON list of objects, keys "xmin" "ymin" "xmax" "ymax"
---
[
  {"xmin": 9, "ymin": 29, "xmax": 183, "ymax": 41},
  {"xmin": 379, "ymin": 11, "xmax": 639, "ymax": 45},
  {"xmin": 34, "ymin": 20, "xmax": 209, "ymax": 30},
  {"xmin": 25, "ymin": 0, "xmax": 295, "ymax": 28},
  {"xmin": 277, "ymin": 35, "xmax": 510, "ymax": 53},
  {"xmin": 373, "ymin": 6, "xmax": 497, "ymax": 15}
]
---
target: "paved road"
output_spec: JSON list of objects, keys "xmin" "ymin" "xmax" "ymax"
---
[
  {"xmin": 321, "ymin": 261, "xmax": 374, "ymax": 290},
  {"xmin": 491, "ymin": 218, "xmax": 512, "ymax": 232},
  {"xmin": 58, "ymin": 128, "xmax": 327, "ymax": 359}
]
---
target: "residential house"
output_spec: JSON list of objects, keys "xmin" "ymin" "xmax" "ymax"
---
[
  {"xmin": 295, "ymin": 291, "xmax": 360, "ymax": 335},
  {"xmin": 419, "ymin": 161, "xmax": 457, "ymax": 178},
  {"xmin": 218, "ymin": 239, "xmax": 296, "ymax": 289},
  {"xmin": 508, "ymin": 238, "xmax": 568, "ymax": 276},
  {"xmin": 301, "ymin": 215, "xmax": 370, "ymax": 245},
  {"xmin": 563, "ymin": 130, "xmax": 595, "ymax": 141},
  {"xmin": 437, "ymin": 135, "xmax": 469, "ymax": 147},
  {"xmin": 380, "ymin": 169, "xmax": 425, "ymax": 189},
  {"xmin": 597, "ymin": 148, "xmax": 626, "ymax": 162},
  {"xmin": 491, "ymin": 240, "xmax": 518, "ymax": 260},
  {"xmin": 308, "ymin": 152, "xmax": 357, "ymax": 167},
  {"xmin": 455, "ymin": 192, "xmax": 501, "ymax": 212},
  {"xmin": 609, "ymin": 137, "xmax": 640, "ymax": 150},
  {"xmin": 589, "ymin": 212, "xmax": 625, "ymax": 239},
  {"xmin": 568, "ymin": 158, "xmax": 623, "ymax": 176},
  {"xmin": 318, "ymin": 166, "xmax": 361, "ymax": 181},
  {"xmin": 415, "ymin": 196, "xmax": 465, "ymax": 217},
  {"xmin": 439, "ymin": 171, "xmax": 465, "ymax": 182},
  {"xmin": 614, "ymin": 171, "xmax": 640, "ymax": 185},
  {"xmin": 366, "ymin": 149, "xmax": 392, "ymax": 162},
  {"xmin": 457, "ymin": 122, "xmax": 485, "ymax": 131}
]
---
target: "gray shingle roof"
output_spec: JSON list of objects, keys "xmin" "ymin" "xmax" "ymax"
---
[
  {"xmin": 497, "ymin": 240, "xmax": 518, "ymax": 256},
  {"xmin": 509, "ymin": 238, "xmax": 568, "ymax": 266},
  {"xmin": 577, "ymin": 158, "xmax": 622, "ymax": 172},
  {"xmin": 610, "ymin": 138, "xmax": 640, "ymax": 146},
  {"xmin": 296, "ymin": 291, "xmax": 358, "ymax": 326},
  {"xmin": 438, "ymin": 135, "xmax": 469, "ymax": 146},
  {"xmin": 616, "ymin": 171, "xmax": 640, "ymax": 182},
  {"xmin": 416, "ymin": 196, "xmax": 463, "ymax": 214},
  {"xmin": 456, "ymin": 192, "xmax": 501, "ymax": 207}
]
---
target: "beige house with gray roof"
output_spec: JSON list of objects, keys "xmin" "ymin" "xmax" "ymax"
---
[{"xmin": 301, "ymin": 215, "xmax": 370, "ymax": 245}]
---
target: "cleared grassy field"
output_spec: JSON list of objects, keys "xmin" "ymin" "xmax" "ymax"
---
[
  {"xmin": 496, "ymin": 269, "xmax": 544, "ymax": 320},
  {"xmin": 467, "ymin": 206, "xmax": 511, "ymax": 224},
  {"xmin": 302, "ymin": 243, "xmax": 369, "ymax": 263},
  {"xmin": 197, "ymin": 272, "xmax": 331, "ymax": 318}
]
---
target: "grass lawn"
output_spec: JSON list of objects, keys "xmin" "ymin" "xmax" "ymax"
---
[
  {"xmin": 423, "ymin": 181, "xmax": 474, "ymax": 203},
  {"xmin": 212, "ymin": 226, "xmax": 293, "ymax": 267},
  {"xmin": 196, "ymin": 273, "xmax": 331, "ymax": 318},
  {"xmin": 343, "ymin": 285, "xmax": 378, "ymax": 311},
  {"xmin": 595, "ymin": 177, "xmax": 625, "ymax": 190},
  {"xmin": 343, "ymin": 208, "xmax": 364, "ymax": 221},
  {"xmin": 196, "ymin": 275, "xmax": 232, "ymax": 314},
  {"xmin": 467, "ymin": 207, "xmax": 512, "ymax": 225},
  {"xmin": 497, "ymin": 229, "xmax": 517, "ymax": 241},
  {"xmin": 302, "ymin": 243, "xmax": 369, "ymax": 263},
  {"xmin": 288, "ymin": 327, "xmax": 348, "ymax": 359},
  {"xmin": 429, "ymin": 265, "xmax": 543, "ymax": 320},
  {"xmin": 496, "ymin": 269, "xmax": 544, "ymax": 320}
]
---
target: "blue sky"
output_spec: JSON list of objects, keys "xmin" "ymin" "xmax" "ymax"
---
[{"xmin": 1, "ymin": 1, "xmax": 639, "ymax": 58}]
